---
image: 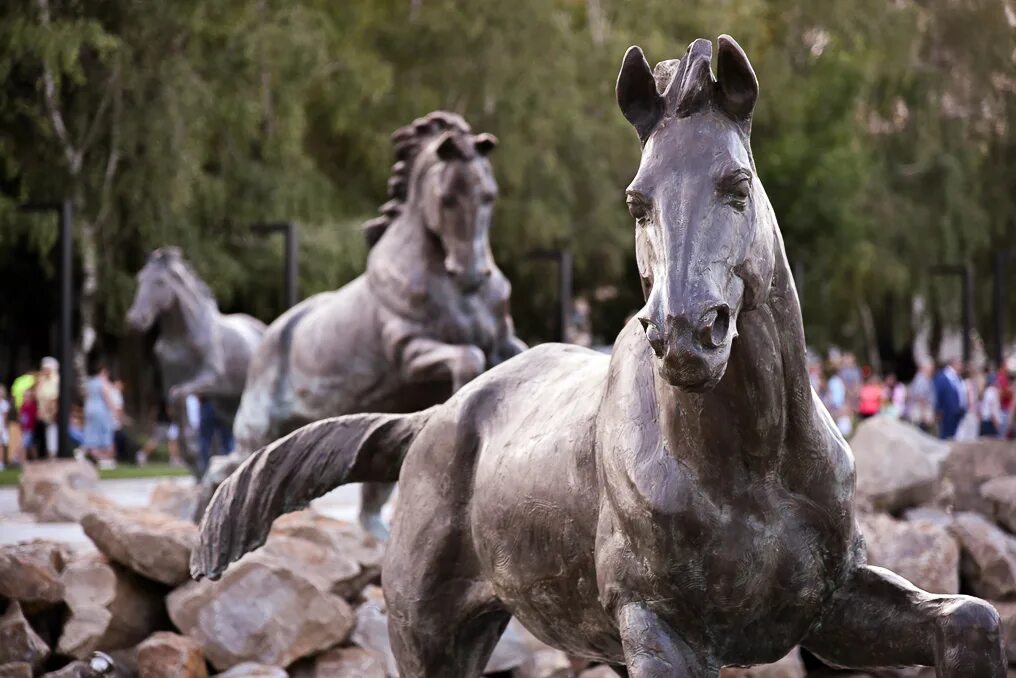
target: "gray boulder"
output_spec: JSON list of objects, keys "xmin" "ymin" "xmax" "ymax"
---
[
  {"xmin": 859, "ymin": 513, "xmax": 960, "ymax": 594},
  {"xmin": 949, "ymin": 512, "xmax": 1016, "ymax": 599}
]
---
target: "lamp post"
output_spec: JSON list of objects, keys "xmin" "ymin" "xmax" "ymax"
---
[
  {"xmin": 995, "ymin": 251, "xmax": 1016, "ymax": 366},
  {"xmin": 19, "ymin": 200, "xmax": 74, "ymax": 459},
  {"xmin": 528, "ymin": 247, "xmax": 572, "ymax": 343},
  {"xmin": 929, "ymin": 263, "xmax": 973, "ymax": 364},
  {"xmin": 251, "ymin": 222, "xmax": 299, "ymax": 310}
]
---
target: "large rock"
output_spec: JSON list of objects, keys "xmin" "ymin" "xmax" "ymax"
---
[
  {"xmin": 16, "ymin": 460, "xmax": 115, "ymax": 523},
  {"xmin": 0, "ymin": 664, "xmax": 32, "ymax": 678},
  {"xmin": 291, "ymin": 647, "xmax": 385, "ymax": 678},
  {"xmin": 57, "ymin": 553, "xmax": 165, "ymax": 659},
  {"xmin": 0, "ymin": 540, "xmax": 68, "ymax": 610},
  {"xmin": 81, "ymin": 508, "xmax": 196, "ymax": 586},
  {"xmin": 149, "ymin": 480, "xmax": 202, "ymax": 522},
  {"xmin": 849, "ymin": 417, "xmax": 949, "ymax": 513},
  {"xmin": 168, "ymin": 551, "xmax": 354, "ymax": 671},
  {"xmin": 0, "ymin": 602, "xmax": 50, "ymax": 672},
  {"xmin": 982, "ymin": 476, "xmax": 1016, "ymax": 534},
  {"xmin": 137, "ymin": 632, "xmax": 207, "ymax": 678},
  {"xmin": 212, "ymin": 663, "xmax": 287, "ymax": 678},
  {"xmin": 943, "ymin": 440, "xmax": 1016, "ymax": 515},
  {"xmin": 18, "ymin": 461, "xmax": 98, "ymax": 514},
  {"xmin": 349, "ymin": 591, "xmax": 396, "ymax": 677},
  {"xmin": 267, "ymin": 510, "xmax": 384, "ymax": 599},
  {"xmin": 719, "ymin": 648, "xmax": 807, "ymax": 677},
  {"xmin": 949, "ymin": 512, "xmax": 1016, "ymax": 599},
  {"xmin": 858, "ymin": 513, "xmax": 960, "ymax": 593}
]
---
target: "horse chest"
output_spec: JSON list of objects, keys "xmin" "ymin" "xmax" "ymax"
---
[
  {"xmin": 603, "ymin": 462, "xmax": 851, "ymax": 663},
  {"xmin": 429, "ymin": 293, "xmax": 499, "ymax": 348},
  {"xmin": 154, "ymin": 340, "xmax": 202, "ymax": 383}
]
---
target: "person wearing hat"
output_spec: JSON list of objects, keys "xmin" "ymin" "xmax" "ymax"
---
[{"xmin": 36, "ymin": 357, "xmax": 60, "ymax": 458}]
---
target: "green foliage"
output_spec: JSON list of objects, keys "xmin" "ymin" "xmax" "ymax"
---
[{"xmin": 0, "ymin": 0, "xmax": 1013, "ymax": 354}]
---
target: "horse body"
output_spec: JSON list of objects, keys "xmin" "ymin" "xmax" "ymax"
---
[
  {"xmin": 223, "ymin": 112, "xmax": 525, "ymax": 534},
  {"xmin": 127, "ymin": 248, "xmax": 266, "ymax": 474}
]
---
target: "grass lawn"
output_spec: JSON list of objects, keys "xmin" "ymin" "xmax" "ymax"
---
[{"xmin": 0, "ymin": 463, "xmax": 190, "ymax": 487}]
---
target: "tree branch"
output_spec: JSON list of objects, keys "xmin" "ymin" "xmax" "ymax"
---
[{"xmin": 36, "ymin": 0, "xmax": 82, "ymax": 175}]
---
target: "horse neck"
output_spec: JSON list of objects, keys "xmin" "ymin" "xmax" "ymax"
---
[
  {"xmin": 366, "ymin": 207, "xmax": 444, "ymax": 305},
  {"xmin": 655, "ymin": 238, "xmax": 814, "ymax": 474},
  {"xmin": 158, "ymin": 288, "xmax": 217, "ymax": 351}
]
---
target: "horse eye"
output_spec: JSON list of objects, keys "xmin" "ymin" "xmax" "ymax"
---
[
  {"xmin": 723, "ymin": 176, "xmax": 751, "ymax": 209},
  {"xmin": 441, "ymin": 194, "xmax": 457, "ymax": 207}
]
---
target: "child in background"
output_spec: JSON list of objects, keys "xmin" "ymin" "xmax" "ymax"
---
[{"xmin": 19, "ymin": 387, "xmax": 38, "ymax": 461}]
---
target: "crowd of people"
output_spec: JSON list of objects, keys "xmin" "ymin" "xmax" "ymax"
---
[
  {"xmin": 0, "ymin": 357, "xmax": 235, "ymax": 472},
  {"xmin": 810, "ymin": 351, "xmax": 1016, "ymax": 441}
]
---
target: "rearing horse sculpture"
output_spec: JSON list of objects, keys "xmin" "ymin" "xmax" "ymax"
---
[
  {"xmin": 193, "ymin": 38, "xmax": 1004, "ymax": 676},
  {"xmin": 219, "ymin": 111, "xmax": 526, "ymax": 537},
  {"xmin": 126, "ymin": 248, "xmax": 266, "ymax": 476}
]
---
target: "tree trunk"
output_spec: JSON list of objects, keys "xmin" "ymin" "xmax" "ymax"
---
[{"xmin": 858, "ymin": 300, "xmax": 882, "ymax": 375}]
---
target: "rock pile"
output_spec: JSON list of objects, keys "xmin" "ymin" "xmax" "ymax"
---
[{"xmin": 2, "ymin": 427, "xmax": 1015, "ymax": 677}]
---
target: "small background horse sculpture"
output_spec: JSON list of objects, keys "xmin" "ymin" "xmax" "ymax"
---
[
  {"xmin": 193, "ymin": 38, "xmax": 1005, "ymax": 677},
  {"xmin": 219, "ymin": 111, "xmax": 526, "ymax": 537},
  {"xmin": 126, "ymin": 248, "xmax": 265, "ymax": 476}
]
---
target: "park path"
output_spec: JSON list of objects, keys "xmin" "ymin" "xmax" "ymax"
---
[{"xmin": 0, "ymin": 477, "xmax": 374, "ymax": 548}]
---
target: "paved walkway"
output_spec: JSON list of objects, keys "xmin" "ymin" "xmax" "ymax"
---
[{"xmin": 0, "ymin": 476, "xmax": 383, "ymax": 548}]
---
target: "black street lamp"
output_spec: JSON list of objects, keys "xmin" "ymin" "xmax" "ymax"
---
[
  {"xmin": 19, "ymin": 200, "xmax": 74, "ymax": 459},
  {"xmin": 528, "ymin": 247, "xmax": 573, "ymax": 343},
  {"xmin": 251, "ymin": 222, "xmax": 299, "ymax": 310},
  {"xmin": 929, "ymin": 263, "xmax": 973, "ymax": 364},
  {"xmin": 995, "ymin": 251, "xmax": 1016, "ymax": 367}
]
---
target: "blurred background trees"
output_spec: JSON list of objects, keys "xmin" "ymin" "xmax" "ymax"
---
[{"xmin": 1, "ymin": 0, "xmax": 1014, "ymax": 382}]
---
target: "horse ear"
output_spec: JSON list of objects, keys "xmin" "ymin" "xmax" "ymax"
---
[
  {"xmin": 436, "ymin": 131, "xmax": 463, "ymax": 161},
  {"xmin": 474, "ymin": 133, "xmax": 498, "ymax": 156},
  {"xmin": 617, "ymin": 46, "xmax": 664, "ymax": 144},
  {"xmin": 716, "ymin": 35, "xmax": 758, "ymax": 126}
]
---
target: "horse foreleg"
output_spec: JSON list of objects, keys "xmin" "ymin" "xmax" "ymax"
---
[
  {"xmin": 803, "ymin": 565, "xmax": 1005, "ymax": 676},
  {"xmin": 618, "ymin": 603, "xmax": 714, "ymax": 677},
  {"xmin": 400, "ymin": 337, "xmax": 486, "ymax": 392}
]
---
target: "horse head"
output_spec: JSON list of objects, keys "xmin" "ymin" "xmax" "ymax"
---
[
  {"xmin": 410, "ymin": 120, "xmax": 499, "ymax": 293},
  {"xmin": 617, "ymin": 36, "xmax": 777, "ymax": 391},
  {"xmin": 126, "ymin": 247, "xmax": 214, "ymax": 334}
]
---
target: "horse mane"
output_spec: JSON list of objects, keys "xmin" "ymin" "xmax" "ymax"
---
[{"xmin": 362, "ymin": 111, "xmax": 473, "ymax": 249}]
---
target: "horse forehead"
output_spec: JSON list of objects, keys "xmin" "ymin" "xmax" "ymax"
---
[
  {"xmin": 633, "ymin": 114, "xmax": 749, "ymax": 192},
  {"xmin": 440, "ymin": 157, "xmax": 497, "ymax": 193}
]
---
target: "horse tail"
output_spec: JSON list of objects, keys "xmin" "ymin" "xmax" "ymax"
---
[{"xmin": 190, "ymin": 408, "xmax": 434, "ymax": 581}]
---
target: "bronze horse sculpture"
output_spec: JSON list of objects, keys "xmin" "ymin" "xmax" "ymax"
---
[
  {"xmin": 126, "ymin": 247, "xmax": 266, "ymax": 476},
  {"xmin": 193, "ymin": 38, "xmax": 1004, "ymax": 676},
  {"xmin": 218, "ymin": 111, "xmax": 526, "ymax": 537}
]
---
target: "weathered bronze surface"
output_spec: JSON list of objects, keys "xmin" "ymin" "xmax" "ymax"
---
[
  {"xmin": 126, "ymin": 247, "xmax": 265, "ymax": 475},
  {"xmin": 193, "ymin": 38, "xmax": 1005, "ymax": 676},
  {"xmin": 218, "ymin": 111, "xmax": 525, "ymax": 536}
]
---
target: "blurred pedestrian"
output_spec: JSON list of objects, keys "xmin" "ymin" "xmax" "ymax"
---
[
  {"xmin": 906, "ymin": 361, "xmax": 936, "ymax": 433},
  {"xmin": 82, "ymin": 361, "xmax": 117, "ymax": 469},
  {"xmin": 36, "ymin": 357, "xmax": 59, "ymax": 457},
  {"xmin": 0, "ymin": 385, "xmax": 9, "ymax": 470},
  {"xmin": 838, "ymin": 353, "xmax": 863, "ymax": 414},
  {"xmin": 823, "ymin": 365, "xmax": 852, "ymax": 436},
  {"xmin": 857, "ymin": 374, "xmax": 883, "ymax": 420},
  {"xmin": 980, "ymin": 373, "xmax": 1004, "ymax": 438},
  {"xmin": 19, "ymin": 387, "xmax": 38, "ymax": 461},
  {"xmin": 198, "ymin": 399, "xmax": 234, "ymax": 476},
  {"xmin": 933, "ymin": 357, "xmax": 967, "ymax": 440}
]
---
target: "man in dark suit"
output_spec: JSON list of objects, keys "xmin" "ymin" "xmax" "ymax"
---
[{"xmin": 933, "ymin": 357, "xmax": 967, "ymax": 439}]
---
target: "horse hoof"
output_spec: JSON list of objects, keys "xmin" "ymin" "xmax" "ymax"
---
[{"xmin": 360, "ymin": 513, "xmax": 390, "ymax": 544}]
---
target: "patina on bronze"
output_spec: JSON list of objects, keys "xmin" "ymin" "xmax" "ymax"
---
[
  {"xmin": 217, "ymin": 111, "xmax": 526, "ymax": 537},
  {"xmin": 193, "ymin": 38, "xmax": 1005, "ymax": 676},
  {"xmin": 126, "ymin": 247, "xmax": 265, "ymax": 476}
]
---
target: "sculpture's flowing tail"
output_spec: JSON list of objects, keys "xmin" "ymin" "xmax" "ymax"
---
[{"xmin": 190, "ymin": 407, "xmax": 434, "ymax": 580}]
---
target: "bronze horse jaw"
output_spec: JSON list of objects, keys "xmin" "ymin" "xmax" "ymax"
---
[{"xmin": 194, "ymin": 37, "xmax": 1005, "ymax": 677}]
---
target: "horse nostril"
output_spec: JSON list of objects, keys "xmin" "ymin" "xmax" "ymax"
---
[
  {"xmin": 698, "ymin": 305, "xmax": 731, "ymax": 349},
  {"xmin": 638, "ymin": 316, "xmax": 664, "ymax": 357}
]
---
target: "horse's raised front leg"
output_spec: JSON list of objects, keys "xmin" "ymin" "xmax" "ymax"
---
[
  {"xmin": 804, "ymin": 565, "xmax": 1005, "ymax": 676},
  {"xmin": 618, "ymin": 603, "xmax": 714, "ymax": 677},
  {"xmin": 400, "ymin": 336, "xmax": 487, "ymax": 392}
]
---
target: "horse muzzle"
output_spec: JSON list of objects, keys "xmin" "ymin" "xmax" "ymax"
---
[
  {"xmin": 639, "ymin": 303, "xmax": 735, "ymax": 391},
  {"xmin": 126, "ymin": 309, "xmax": 153, "ymax": 332}
]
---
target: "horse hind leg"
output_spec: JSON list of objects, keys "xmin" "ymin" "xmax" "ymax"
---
[
  {"xmin": 387, "ymin": 586, "xmax": 510, "ymax": 678},
  {"xmin": 803, "ymin": 564, "xmax": 1005, "ymax": 677},
  {"xmin": 359, "ymin": 481, "xmax": 395, "ymax": 542}
]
